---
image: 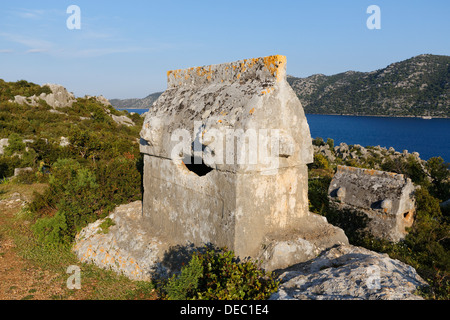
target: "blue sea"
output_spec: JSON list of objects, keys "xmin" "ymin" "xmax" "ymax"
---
[
  {"xmin": 120, "ymin": 109, "xmax": 450, "ymax": 162},
  {"xmin": 306, "ymin": 114, "xmax": 450, "ymax": 162}
]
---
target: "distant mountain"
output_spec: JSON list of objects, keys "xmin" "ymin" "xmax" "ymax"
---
[
  {"xmin": 288, "ymin": 54, "xmax": 449, "ymax": 117},
  {"xmin": 110, "ymin": 92, "xmax": 163, "ymax": 109},
  {"xmin": 111, "ymin": 54, "xmax": 449, "ymax": 117}
]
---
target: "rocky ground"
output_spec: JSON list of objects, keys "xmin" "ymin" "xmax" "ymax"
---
[
  {"xmin": 0, "ymin": 183, "xmax": 432, "ymax": 301},
  {"xmin": 314, "ymin": 140, "xmax": 426, "ymax": 170},
  {"xmin": 74, "ymin": 201, "xmax": 429, "ymax": 300}
]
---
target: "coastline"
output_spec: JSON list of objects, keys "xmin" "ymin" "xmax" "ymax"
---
[
  {"xmin": 304, "ymin": 113, "xmax": 450, "ymax": 119},
  {"xmin": 117, "ymin": 108, "xmax": 450, "ymax": 119},
  {"xmin": 116, "ymin": 107, "xmax": 450, "ymax": 120}
]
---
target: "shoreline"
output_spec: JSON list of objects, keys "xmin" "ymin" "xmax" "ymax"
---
[
  {"xmin": 305, "ymin": 113, "xmax": 450, "ymax": 119},
  {"xmin": 116, "ymin": 107, "xmax": 449, "ymax": 119},
  {"xmin": 117, "ymin": 108, "xmax": 450, "ymax": 120}
]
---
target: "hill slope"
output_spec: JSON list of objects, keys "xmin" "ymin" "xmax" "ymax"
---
[
  {"xmin": 110, "ymin": 92, "xmax": 163, "ymax": 109},
  {"xmin": 288, "ymin": 54, "xmax": 450, "ymax": 117}
]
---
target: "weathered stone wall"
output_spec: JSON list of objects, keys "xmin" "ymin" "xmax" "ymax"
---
[{"xmin": 328, "ymin": 166, "xmax": 416, "ymax": 242}]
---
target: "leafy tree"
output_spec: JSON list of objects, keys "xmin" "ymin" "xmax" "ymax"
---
[
  {"xmin": 326, "ymin": 138, "xmax": 335, "ymax": 150},
  {"xmin": 310, "ymin": 154, "xmax": 329, "ymax": 170},
  {"xmin": 426, "ymin": 157, "xmax": 450, "ymax": 201},
  {"xmin": 68, "ymin": 127, "xmax": 102, "ymax": 161},
  {"xmin": 312, "ymin": 137, "xmax": 325, "ymax": 147}
]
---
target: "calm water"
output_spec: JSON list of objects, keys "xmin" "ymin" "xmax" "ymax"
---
[
  {"xmin": 120, "ymin": 109, "xmax": 148, "ymax": 114},
  {"xmin": 120, "ymin": 109, "xmax": 449, "ymax": 162},
  {"xmin": 306, "ymin": 114, "xmax": 450, "ymax": 162}
]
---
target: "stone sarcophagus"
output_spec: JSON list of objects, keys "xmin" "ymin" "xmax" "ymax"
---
[
  {"xmin": 74, "ymin": 56, "xmax": 348, "ymax": 281},
  {"xmin": 328, "ymin": 166, "xmax": 416, "ymax": 242},
  {"xmin": 140, "ymin": 55, "xmax": 339, "ymax": 262}
]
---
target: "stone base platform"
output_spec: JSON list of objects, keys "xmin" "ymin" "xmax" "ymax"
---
[{"xmin": 73, "ymin": 201, "xmax": 349, "ymax": 281}]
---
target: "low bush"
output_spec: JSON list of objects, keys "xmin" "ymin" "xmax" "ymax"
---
[
  {"xmin": 164, "ymin": 247, "xmax": 279, "ymax": 300},
  {"xmin": 31, "ymin": 156, "xmax": 142, "ymax": 246}
]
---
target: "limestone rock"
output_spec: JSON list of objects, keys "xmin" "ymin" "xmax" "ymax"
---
[
  {"xmin": 258, "ymin": 212, "xmax": 349, "ymax": 271},
  {"xmin": 41, "ymin": 84, "xmax": 77, "ymax": 108},
  {"xmin": 84, "ymin": 95, "xmax": 111, "ymax": 107},
  {"xmin": 14, "ymin": 167, "xmax": 33, "ymax": 177},
  {"xmin": 11, "ymin": 83, "xmax": 76, "ymax": 109},
  {"xmin": 111, "ymin": 114, "xmax": 135, "ymax": 127},
  {"xmin": 0, "ymin": 139, "xmax": 9, "ymax": 155},
  {"xmin": 271, "ymin": 245, "xmax": 428, "ymax": 300},
  {"xmin": 441, "ymin": 198, "xmax": 450, "ymax": 210},
  {"xmin": 73, "ymin": 201, "xmax": 169, "ymax": 281},
  {"xmin": 60, "ymin": 137, "xmax": 70, "ymax": 147}
]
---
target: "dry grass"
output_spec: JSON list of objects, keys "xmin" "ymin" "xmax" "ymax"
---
[{"xmin": 0, "ymin": 182, "xmax": 158, "ymax": 300}]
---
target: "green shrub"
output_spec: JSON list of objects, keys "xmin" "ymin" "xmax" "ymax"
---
[
  {"xmin": 31, "ymin": 156, "xmax": 142, "ymax": 245},
  {"xmin": 0, "ymin": 79, "xmax": 51, "ymax": 101},
  {"xmin": 5, "ymin": 133, "xmax": 25, "ymax": 156},
  {"xmin": 312, "ymin": 137, "xmax": 325, "ymax": 147},
  {"xmin": 98, "ymin": 218, "xmax": 116, "ymax": 234},
  {"xmin": 310, "ymin": 154, "xmax": 329, "ymax": 170},
  {"xmin": 32, "ymin": 210, "xmax": 70, "ymax": 246},
  {"xmin": 164, "ymin": 254, "xmax": 204, "ymax": 300},
  {"xmin": 308, "ymin": 177, "xmax": 331, "ymax": 215},
  {"xmin": 164, "ymin": 248, "xmax": 279, "ymax": 300},
  {"xmin": 326, "ymin": 138, "xmax": 334, "ymax": 150},
  {"xmin": 426, "ymin": 157, "xmax": 450, "ymax": 201},
  {"xmin": 14, "ymin": 169, "xmax": 37, "ymax": 185}
]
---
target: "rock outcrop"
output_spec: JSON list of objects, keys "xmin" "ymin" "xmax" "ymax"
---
[
  {"xmin": 271, "ymin": 244, "xmax": 428, "ymax": 300},
  {"xmin": 314, "ymin": 141, "xmax": 429, "ymax": 175},
  {"xmin": 10, "ymin": 84, "xmax": 135, "ymax": 127},
  {"xmin": 11, "ymin": 84, "xmax": 77, "ymax": 109},
  {"xmin": 0, "ymin": 139, "xmax": 9, "ymax": 155}
]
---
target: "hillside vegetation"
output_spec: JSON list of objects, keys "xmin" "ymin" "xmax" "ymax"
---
[
  {"xmin": 0, "ymin": 79, "xmax": 448, "ymax": 300},
  {"xmin": 0, "ymin": 79, "xmax": 144, "ymax": 245},
  {"xmin": 288, "ymin": 54, "xmax": 450, "ymax": 117}
]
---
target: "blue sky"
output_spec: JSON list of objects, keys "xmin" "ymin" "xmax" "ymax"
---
[{"xmin": 0, "ymin": 0, "xmax": 449, "ymax": 99}]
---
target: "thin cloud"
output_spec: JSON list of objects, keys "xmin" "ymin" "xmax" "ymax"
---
[
  {"xmin": 26, "ymin": 48, "xmax": 48, "ymax": 54},
  {"xmin": 0, "ymin": 32, "xmax": 54, "ymax": 51},
  {"xmin": 9, "ymin": 8, "xmax": 59, "ymax": 20},
  {"xmin": 18, "ymin": 9, "xmax": 45, "ymax": 19},
  {"xmin": 0, "ymin": 49, "xmax": 14, "ymax": 53}
]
